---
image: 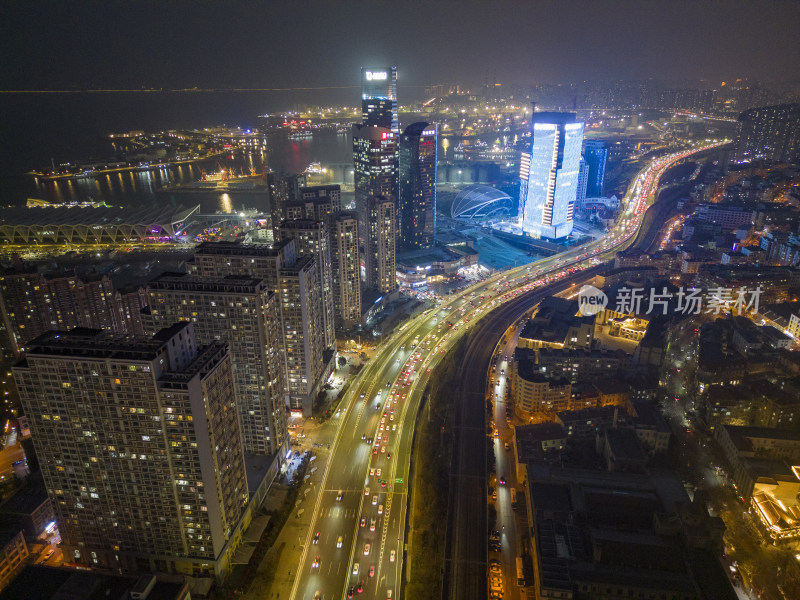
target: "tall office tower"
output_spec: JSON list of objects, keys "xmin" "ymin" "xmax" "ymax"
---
[
  {"xmin": 187, "ymin": 241, "xmax": 328, "ymax": 416},
  {"xmin": 277, "ymin": 220, "xmax": 336, "ymax": 348},
  {"xmin": 0, "ymin": 271, "xmax": 147, "ymax": 355},
  {"xmin": 518, "ymin": 111, "xmax": 584, "ymax": 239},
  {"xmin": 361, "ymin": 67, "xmax": 398, "ymax": 133},
  {"xmin": 398, "ymin": 122, "xmax": 437, "ymax": 249},
  {"xmin": 288, "ymin": 185, "xmax": 342, "ymax": 221},
  {"xmin": 331, "ymin": 212, "xmax": 361, "ymax": 329},
  {"xmin": 735, "ymin": 103, "xmax": 800, "ymax": 163},
  {"xmin": 583, "ymin": 140, "xmax": 608, "ymax": 197},
  {"xmin": 13, "ymin": 323, "xmax": 248, "ymax": 578},
  {"xmin": 353, "ymin": 124, "xmax": 399, "ymax": 221},
  {"xmin": 143, "ymin": 274, "xmax": 286, "ymax": 456},
  {"xmin": 267, "ymin": 172, "xmax": 304, "ymax": 234},
  {"xmin": 365, "ymin": 196, "xmax": 397, "ymax": 294},
  {"xmin": 279, "ymin": 257, "xmax": 325, "ymax": 415},
  {"xmin": 576, "ymin": 157, "xmax": 589, "ymax": 203}
]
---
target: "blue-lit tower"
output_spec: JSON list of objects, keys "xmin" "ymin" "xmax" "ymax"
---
[
  {"xmin": 583, "ymin": 140, "xmax": 608, "ymax": 197},
  {"xmin": 518, "ymin": 111, "xmax": 584, "ymax": 239}
]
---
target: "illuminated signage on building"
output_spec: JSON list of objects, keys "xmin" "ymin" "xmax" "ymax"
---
[{"xmin": 365, "ymin": 71, "xmax": 387, "ymax": 81}]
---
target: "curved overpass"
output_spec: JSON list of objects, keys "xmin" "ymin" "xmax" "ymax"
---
[{"xmin": 285, "ymin": 141, "xmax": 727, "ymax": 600}]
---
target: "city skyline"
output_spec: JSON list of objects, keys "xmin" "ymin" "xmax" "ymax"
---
[{"xmin": 2, "ymin": 3, "xmax": 800, "ymax": 599}]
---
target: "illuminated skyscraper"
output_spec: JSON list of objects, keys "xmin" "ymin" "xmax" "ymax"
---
[
  {"xmin": 361, "ymin": 67, "xmax": 398, "ymax": 133},
  {"xmin": 365, "ymin": 196, "xmax": 396, "ymax": 294},
  {"xmin": 519, "ymin": 111, "xmax": 584, "ymax": 239},
  {"xmin": 583, "ymin": 140, "xmax": 608, "ymax": 197},
  {"xmin": 353, "ymin": 123, "xmax": 399, "ymax": 226},
  {"xmin": 399, "ymin": 122, "xmax": 437, "ymax": 249},
  {"xmin": 13, "ymin": 323, "xmax": 248, "ymax": 578}
]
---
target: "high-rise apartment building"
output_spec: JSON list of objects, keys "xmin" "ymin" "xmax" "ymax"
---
[
  {"xmin": 279, "ymin": 257, "xmax": 326, "ymax": 414},
  {"xmin": 0, "ymin": 271, "xmax": 147, "ymax": 355},
  {"xmin": 187, "ymin": 241, "xmax": 329, "ymax": 416},
  {"xmin": 353, "ymin": 124, "xmax": 399, "ymax": 222},
  {"xmin": 284, "ymin": 186, "xmax": 361, "ymax": 331},
  {"xmin": 288, "ymin": 185, "xmax": 343, "ymax": 221},
  {"xmin": 143, "ymin": 274, "xmax": 286, "ymax": 456},
  {"xmin": 361, "ymin": 67, "xmax": 398, "ymax": 133},
  {"xmin": 331, "ymin": 212, "xmax": 361, "ymax": 329},
  {"xmin": 399, "ymin": 122, "xmax": 437, "ymax": 249},
  {"xmin": 519, "ymin": 111, "xmax": 584, "ymax": 239},
  {"xmin": 13, "ymin": 323, "xmax": 249, "ymax": 578},
  {"xmin": 187, "ymin": 240, "xmax": 296, "ymax": 289},
  {"xmin": 583, "ymin": 140, "xmax": 608, "ymax": 197},
  {"xmin": 267, "ymin": 172, "xmax": 304, "ymax": 234},
  {"xmin": 277, "ymin": 220, "xmax": 336, "ymax": 348},
  {"xmin": 364, "ymin": 196, "xmax": 397, "ymax": 294},
  {"xmin": 735, "ymin": 103, "xmax": 800, "ymax": 163}
]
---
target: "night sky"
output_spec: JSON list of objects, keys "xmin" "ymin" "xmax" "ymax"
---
[{"xmin": 2, "ymin": 0, "xmax": 799, "ymax": 93}]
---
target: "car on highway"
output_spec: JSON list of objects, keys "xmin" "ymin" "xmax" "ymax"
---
[
  {"xmin": 312, "ymin": 531, "xmax": 320, "ymax": 544},
  {"xmin": 376, "ymin": 468, "xmax": 381, "ymax": 477},
  {"xmin": 372, "ymin": 495, "xmax": 378, "ymax": 505},
  {"xmin": 352, "ymin": 563, "xmax": 359, "ymax": 575},
  {"xmin": 390, "ymin": 550, "xmax": 396, "ymax": 562},
  {"xmin": 44, "ymin": 548, "xmax": 54, "ymax": 559},
  {"xmin": 378, "ymin": 504, "xmax": 383, "ymax": 514},
  {"xmin": 360, "ymin": 517, "xmax": 366, "ymax": 527},
  {"xmin": 370, "ymin": 518, "xmax": 376, "ymax": 531},
  {"xmin": 370, "ymin": 468, "xmax": 375, "ymax": 477},
  {"xmin": 364, "ymin": 487, "xmax": 370, "ymax": 495},
  {"xmin": 386, "ymin": 452, "xmax": 391, "ymax": 460},
  {"xmin": 314, "ymin": 592, "xmax": 322, "ymax": 600},
  {"xmin": 364, "ymin": 543, "xmax": 371, "ymax": 555},
  {"xmin": 337, "ymin": 536, "xmax": 343, "ymax": 548},
  {"xmin": 369, "ymin": 565, "xmax": 375, "ymax": 577},
  {"xmin": 312, "ymin": 555, "xmax": 320, "ymax": 568}
]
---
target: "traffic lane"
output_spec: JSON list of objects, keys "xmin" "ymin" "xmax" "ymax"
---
[{"xmin": 294, "ymin": 378, "xmax": 395, "ymax": 599}]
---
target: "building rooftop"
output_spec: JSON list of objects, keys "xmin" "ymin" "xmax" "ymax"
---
[
  {"xmin": 193, "ymin": 238, "xmax": 293, "ymax": 257},
  {"xmin": 605, "ymin": 427, "xmax": 648, "ymax": 463},
  {"xmin": 148, "ymin": 272, "xmax": 269, "ymax": 294},
  {"xmin": 556, "ymin": 405, "xmax": 621, "ymax": 424}
]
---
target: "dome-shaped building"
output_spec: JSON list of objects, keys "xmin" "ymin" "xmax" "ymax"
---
[{"xmin": 451, "ymin": 185, "xmax": 514, "ymax": 220}]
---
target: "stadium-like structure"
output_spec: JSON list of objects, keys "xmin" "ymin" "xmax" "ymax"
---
[
  {"xmin": 0, "ymin": 204, "xmax": 199, "ymax": 244},
  {"xmin": 451, "ymin": 185, "xmax": 514, "ymax": 219}
]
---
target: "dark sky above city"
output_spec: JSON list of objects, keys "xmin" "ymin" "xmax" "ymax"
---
[{"xmin": 2, "ymin": 0, "xmax": 799, "ymax": 95}]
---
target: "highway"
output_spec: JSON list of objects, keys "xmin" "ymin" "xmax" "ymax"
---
[{"xmin": 286, "ymin": 141, "xmax": 727, "ymax": 600}]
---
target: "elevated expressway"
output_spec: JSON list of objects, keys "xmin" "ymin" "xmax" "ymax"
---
[{"xmin": 286, "ymin": 141, "xmax": 726, "ymax": 600}]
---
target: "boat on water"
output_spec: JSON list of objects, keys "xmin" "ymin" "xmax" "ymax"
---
[
  {"xmin": 288, "ymin": 130, "xmax": 314, "ymax": 140},
  {"xmin": 453, "ymin": 141, "xmax": 518, "ymax": 161}
]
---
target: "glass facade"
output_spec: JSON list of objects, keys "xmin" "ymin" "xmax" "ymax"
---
[
  {"xmin": 399, "ymin": 122, "xmax": 437, "ymax": 249},
  {"xmin": 361, "ymin": 67, "xmax": 398, "ymax": 133},
  {"xmin": 519, "ymin": 112, "xmax": 584, "ymax": 239}
]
